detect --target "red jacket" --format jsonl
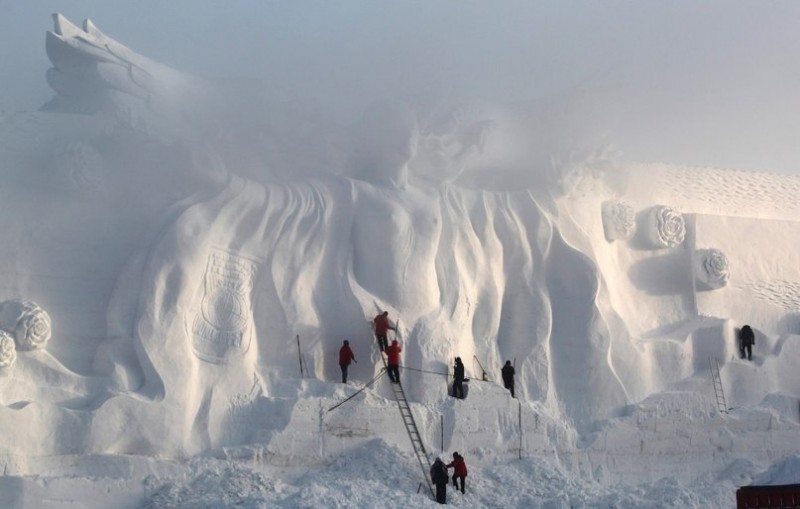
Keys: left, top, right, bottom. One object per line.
{"left": 339, "top": 345, "right": 355, "bottom": 366}
{"left": 447, "top": 456, "right": 468, "bottom": 477}
{"left": 374, "top": 314, "right": 395, "bottom": 335}
{"left": 385, "top": 341, "right": 401, "bottom": 365}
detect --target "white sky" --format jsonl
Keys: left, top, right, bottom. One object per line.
{"left": 2, "top": 0, "right": 799, "bottom": 172}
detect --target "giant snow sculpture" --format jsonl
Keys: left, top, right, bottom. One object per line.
{"left": 1, "top": 14, "right": 799, "bottom": 469}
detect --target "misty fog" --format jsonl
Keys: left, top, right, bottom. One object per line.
{"left": 2, "top": 0, "right": 799, "bottom": 173}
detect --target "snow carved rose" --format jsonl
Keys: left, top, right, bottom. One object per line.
{"left": 601, "top": 200, "right": 636, "bottom": 242}
{"left": 0, "top": 300, "right": 52, "bottom": 351}
{"left": 0, "top": 331, "right": 16, "bottom": 368}
{"left": 16, "top": 306, "right": 52, "bottom": 350}
{"left": 694, "top": 249, "right": 730, "bottom": 289}
{"left": 646, "top": 206, "right": 686, "bottom": 248}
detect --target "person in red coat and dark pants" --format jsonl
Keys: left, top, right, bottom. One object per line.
{"left": 338, "top": 340, "right": 356, "bottom": 383}
{"left": 447, "top": 452, "right": 468, "bottom": 494}
{"left": 385, "top": 339, "right": 402, "bottom": 383}
{"left": 373, "top": 311, "right": 396, "bottom": 352}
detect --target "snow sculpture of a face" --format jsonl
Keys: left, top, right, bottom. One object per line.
{"left": 645, "top": 205, "right": 686, "bottom": 248}
{"left": 350, "top": 102, "right": 418, "bottom": 189}
{"left": 693, "top": 249, "right": 730, "bottom": 290}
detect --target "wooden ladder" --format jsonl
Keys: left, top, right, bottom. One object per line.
{"left": 380, "top": 351, "right": 434, "bottom": 499}
{"left": 709, "top": 357, "right": 728, "bottom": 414}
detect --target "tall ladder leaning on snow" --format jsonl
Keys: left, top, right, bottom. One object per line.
{"left": 709, "top": 357, "right": 728, "bottom": 414}
{"left": 379, "top": 350, "right": 435, "bottom": 499}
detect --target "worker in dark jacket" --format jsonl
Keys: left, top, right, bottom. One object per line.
{"left": 430, "top": 457, "right": 449, "bottom": 504}
{"left": 452, "top": 357, "right": 465, "bottom": 399}
{"left": 385, "top": 339, "right": 402, "bottom": 383}
{"left": 501, "top": 360, "right": 516, "bottom": 398}
{"left": 338, "top": 340, "right": 357, "bottom": 383}
{"left": 373, "top": 311, "right": 396, "bottom": 352}
{"left": 739, "top": 325, "right": 755, "bottom": 361}
{"left": 446, "top": 452, "right": 468, "bottom": 494}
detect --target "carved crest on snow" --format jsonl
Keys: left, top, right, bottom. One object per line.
{"left": 189, "top": 250, "right": 258, "bottom": 364}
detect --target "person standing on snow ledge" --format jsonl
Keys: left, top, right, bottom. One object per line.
{"left": 373, "top": 311, "right": 396, "bottom": 352}
{"left": 452, "top": 357, "right": 465, "bottom": 399}
{"left": 385, "top": 339, "right": 402, "bottom": 383}
{"left": 739, "top": 325, "right": 755, "bottom": 361}
{"left": 502, "top": 360, "right": 516, "bottom": 398}
{"left": 338, "top": 340, "right": 356, "bottom": 383}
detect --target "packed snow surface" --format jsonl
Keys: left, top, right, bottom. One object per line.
{"left": 1, "top": 12, "right": 800, "bottom": 509}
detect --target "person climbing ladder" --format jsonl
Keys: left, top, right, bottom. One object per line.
{"left": 373, "top": 311, "right": 396, "bottom": 352}
{"left": 385, "top": 339, "right": 402, "bottom": 383}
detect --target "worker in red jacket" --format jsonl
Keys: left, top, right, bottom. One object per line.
{"left": 446, "top": 452, "right": 468, "bottom": 494}
{"left": 385, "top": 339, "right": 402, "bottom": 383}
{"left": 338, "top": 340, "right": 357, "bottom": 383}
{"left": 373, "top": 311, "right": 396, "bottom": 352}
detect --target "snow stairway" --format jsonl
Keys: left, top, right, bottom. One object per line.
{"left": 380, "top": 352, "right": 434, "bottom": 499}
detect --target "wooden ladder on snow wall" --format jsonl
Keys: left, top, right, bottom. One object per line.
{"left": 709, "top": 357, "right": 728, "bottom": 414}
{"left": 380, "top": 352, "right": 435, "bottom": 499}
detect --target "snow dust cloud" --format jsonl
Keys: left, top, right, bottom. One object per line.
{"left": 2, "top": 1, "right": 800, "bottom": 174}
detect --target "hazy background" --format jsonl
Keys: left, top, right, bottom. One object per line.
{"left": 1, "top": 0, "right": 799, "bottom": 173}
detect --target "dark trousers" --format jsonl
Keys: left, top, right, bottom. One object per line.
{"left": 340, "top": 364, "right": 349, "bottom": 383}
{"left": 744, "top": 344, "right": 752, "bottom": 360}
{"left": 388, "top": 364, "right": 400, "bottom": 383}
{"left": 435, "top": 482, "right": 447, "bottom": 504}
{"left": 376, "top": 333, "right": 388, "bottom": 352}
{"left": 504, "top": 381, "right": 515, "bottom": 398}
{"left": 452, "top": 474, "right": 465, "bottom": 493}
{"left": 453, "top": 379, "right": 464, "bottom": 399}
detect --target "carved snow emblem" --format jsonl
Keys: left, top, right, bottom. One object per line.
{"left": 190, "top": 250, "right": 258, "bottom": 364}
